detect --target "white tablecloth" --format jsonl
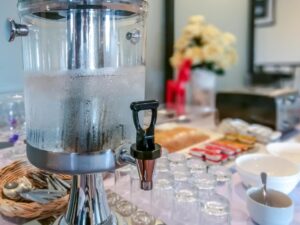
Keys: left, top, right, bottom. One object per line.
{"left": 0, "top": 143, "right": 299, "bottom": 225}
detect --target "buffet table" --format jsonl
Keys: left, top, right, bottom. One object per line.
{"left": 0, "top": 114, "right": 300, "bottom": 225}
{"left": 0, "top": 144, "right": 299, "bottom": 225}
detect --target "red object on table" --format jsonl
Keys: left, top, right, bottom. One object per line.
{"left": 189, "top": 147, "right": 229, "bottom": 164}
{"left": 166, "top": 59, "right": 192, "bottom": 115}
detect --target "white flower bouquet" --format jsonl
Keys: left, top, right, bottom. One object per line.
{"left": 170, "top": 15, "right": 238, "bottom": 75}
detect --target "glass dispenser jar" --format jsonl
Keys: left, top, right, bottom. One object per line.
{"left": 12, "top": 0, "right": 148, "bottom": 174}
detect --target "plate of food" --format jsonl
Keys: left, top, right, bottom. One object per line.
{"left": 155, "top": 123, "right": 221, "bottom": 153}
{"left": 189, "top": 133, "right": 259, "bottom": 165}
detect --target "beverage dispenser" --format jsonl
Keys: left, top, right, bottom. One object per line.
{"left": 7, "top": 0, "right": 161, "bottom": 224}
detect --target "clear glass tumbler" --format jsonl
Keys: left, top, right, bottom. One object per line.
{"left": 171, "top": 162, "right": 189, "bottom": 173}
{"left": 106, "top": 190, "right": 120, "bottom": 209}
{"left": 168, "top": 153, "right": 186, "bottom": 164}
{"left": 131, "top": 210, "right": 156, "bottom": 225}
{"left": 152, "top": 172, "right": 174, "bottom": 219}
{"left": 0, "top": 93, "right": 26, "bottom": 161}
{"left": 114, "top": 165, "right": 132, "bottom": 198}
{"left": 115, "top": 199, "right": 137, "bottom": 218}
{"left": 172, "top": 182, "right": 199, "bottom": 224}
{"left": 190, "top": 172, "right": 217, "bottom": 209}
{"left": 186, "top": 158, "right": 207, "bottom": 174}
{"left": 161, "top": 148, "right": 169, "bottom": 158}
{"left": 200, "top": 193, "right": 231, "bottom": 225}
{"left": 172, "top": 164, "right": 190, "bottom": 187}
{"left": 208, "top": 165, "right": 232, "bottom": 202}
{"left": 154, "top": 157, "right": 170, "bottom": 174}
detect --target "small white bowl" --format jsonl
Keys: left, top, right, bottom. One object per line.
{"left": 267, "top": 143, "right": 300, "bottom": 168}
{"left": 247, "top": 187, "right": 294, "bottom": 225}
{"left": 235, "top": 154, "right": 300, "bottom": 194}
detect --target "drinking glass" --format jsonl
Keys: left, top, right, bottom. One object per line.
{"left": 0, "top": 93, "right": 26, "bottom": 161}
{"left": 208, "top": 165, "right": 232, "bottom": 202}
{"left": 168, "top": 153, "right": 186, "bottom": 164}
{"left": 155, "top": 157, "right": 170, "bottom": 173}
{"left": 102, "top": 171, "right": 115, "bottom": 190}
{"left": 152, "top": 172, "right": 174, "bottom": 219}
{"left": 114, "top": 165, "right": 132, "bottom": 198}
{"left": 115, "top": 199, "right": 137, "bottom": 217}
{"left": 161, "top": 148, "right": 169, "bottom": 158}
{"left": 131, "top": 210, "right": 156, "bottom": 225}
{"left": 106, "top": 190, "right": 120, "bottom": 208}
{"left": 190, "top": 168, "right": 206, "bottom": 177}
{"left": 172, "top": 182, "right": 199, "bottom": 224}
{"left": 172, "top": 165, "right": 190, "bottom": 191}
{"left": 154, "top": 163, "right": 170, "bottom": 175}
{"left": 200, "top": 193, "right": 231, "bottom": 225}
{"left": 170, "top": 162, "right": 188, "bottom": 173}
{"left": 0, "top": 93, "right": 25, "bottom": 146}
{"left": 186, "top": 158, "right": 207, "bottom": 174}
{"left": 190, "top": 173, "right": 216, "bottom": 202}
{"left": 173, "top": 172, "right": 189, "bottom": 183}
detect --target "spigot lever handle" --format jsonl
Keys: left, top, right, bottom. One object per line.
{"left": 130, "top": 100, "right": 161, "bottom": 190}
{"left": 130, "top": 100, "right": 159, "bottom": 152}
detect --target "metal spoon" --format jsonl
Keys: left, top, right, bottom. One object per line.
{"left": 3, "top": 177, "right": 33, "bottom": 200}
{"left": 3, "top": 175, "right": 67, "bottom": 204}
{"left": 261, "top": 172, "right": 268, "bottom": 205}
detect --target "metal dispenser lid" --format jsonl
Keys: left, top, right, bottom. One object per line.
{"left": 17, "top": 0, "right": 148, "bottom": 15}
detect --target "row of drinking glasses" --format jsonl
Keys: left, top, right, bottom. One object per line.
{"left": 154, "top": 153, "right": 232, "bottom": 225}
{"left": 110, "top": 151, "right": 232, "bottom": 225}
{"left": 107, "top": 189, "right": 156, "bottom": 225}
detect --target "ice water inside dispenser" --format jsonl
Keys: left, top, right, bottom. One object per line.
{"left": 24, "top": 66, "right": 145, "bottom": 153}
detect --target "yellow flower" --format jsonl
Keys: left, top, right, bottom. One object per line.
{"left": 188, "top": 15, "right": 205, "bottom": 25}
{"left": 171, "top": 16, "right": 238, "bottom": 71}
{"left": 175, "top": 37, "right": 189, "bottom": 51}
{"left": 202, "top": 43, "right": 224, "bottom": 62}
{"left": 184, "top": 47, "right": 205, "bottom": 65}
{"left": 216, "top": 48, "right": 238, "bottom": 70}
{"left": 202, "top": 25, "right": 220, "bottom": 42}
{"left": 183, "top": 24, "right": 202, "bottom": 39}
{"left": 222, "top": 32, "right": 236, "bottom": 46}
{"left": 170, "top": 52, "right": 184, "bottom": 68}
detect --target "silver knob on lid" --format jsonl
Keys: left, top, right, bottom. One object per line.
{"left": 126, "top": 29, "right": 141, "bottom": 44}
{"left": 6, "top": 18, "right": 29, "bottom": 42}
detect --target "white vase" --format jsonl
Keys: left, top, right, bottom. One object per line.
{"left": 189, "top": 69, "right": 216, "bottom": 113}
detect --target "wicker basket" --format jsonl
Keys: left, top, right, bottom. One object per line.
{"left": 0, "top": 160, "right": 71, "bottom": 219}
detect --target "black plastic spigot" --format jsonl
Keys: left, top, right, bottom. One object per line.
{"left": 130, "top": 100, "right": 161, "bottom": 190}
{"left": 130, "top": 100, "right": 161, "bottom": 160}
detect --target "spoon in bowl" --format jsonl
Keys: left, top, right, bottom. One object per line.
{"left": 260, "top": 172, "right": 268, "bottom": 205}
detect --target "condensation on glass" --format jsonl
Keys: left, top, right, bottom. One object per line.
{"left": 19, "top": 0, "right": 147, "bottom": 154}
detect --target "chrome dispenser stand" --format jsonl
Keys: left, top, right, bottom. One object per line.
{"left": 54, "top": 174, "right": 114, "bottom": 225}
{"left": 26, "top": 145, "right": 119, "bottom": 225}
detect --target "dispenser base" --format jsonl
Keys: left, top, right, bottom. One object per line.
{"left": 53, "top": 212, "right": 126, "bottom": 225}
{"left": 26, "top": 144, "right": 116, "bottom": 174}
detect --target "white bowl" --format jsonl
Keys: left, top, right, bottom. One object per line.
{"left": 267, "top": 143, "right": 300, "bottom": 168}
{"left": 247, "top": 187, "right": 294, "bottom": 225}
{"left": 235, "top": 154, "right": 300, "bottom": 194}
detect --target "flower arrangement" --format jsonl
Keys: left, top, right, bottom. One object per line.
{"left": 170, "top": 15, "right": 238, "bottom": 75}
